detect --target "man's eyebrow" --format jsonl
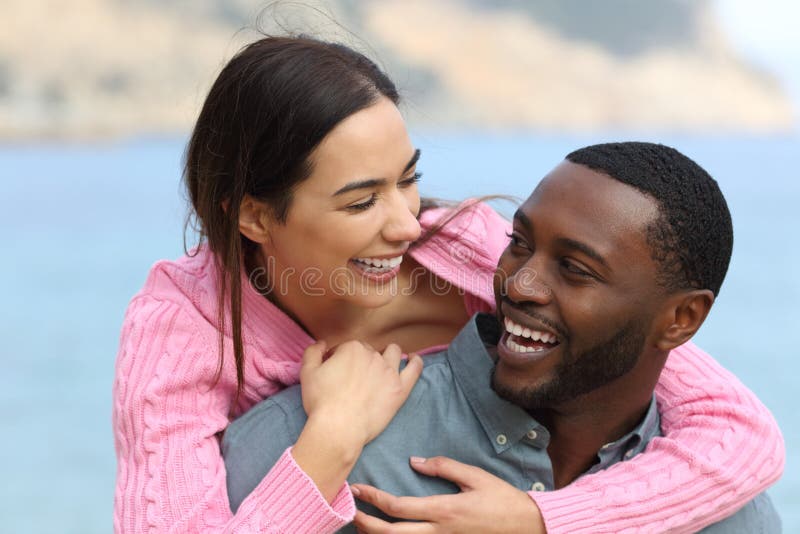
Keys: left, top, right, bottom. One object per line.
{"left": 556, "top": 237, "right": 609, "bottom": 268}
{"left": 332, "top": 149, "right": 421, "bottom": 197}
{"left": 513, "top": 209, "right": 532, "bottom": 230}
{"left": 514, "top": 209, "right": 609, "bottom": 268}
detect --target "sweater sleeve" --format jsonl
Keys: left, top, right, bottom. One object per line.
{"left": 112, "top": 296, "right": 355, "bottom": 533}
{"left": 416, "top": 200, "right": 512, "bottom": 316}
{"left": 530, "top": 341, "right": 785, "bottom": 534}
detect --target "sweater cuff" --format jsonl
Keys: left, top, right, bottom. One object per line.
{"left": 530, "top": 490, "right": 612, "bottom": 534}
{"left": 239, "top": 447, "right": 356, "bottom": 533}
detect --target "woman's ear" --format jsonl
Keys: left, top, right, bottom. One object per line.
{"left": 654, "top": 289, "right": 715, "bottom": 351}
{"left": 238, "top": 195, "right": 272, "bottom": 244}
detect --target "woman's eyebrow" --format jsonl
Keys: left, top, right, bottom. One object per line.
{"left": 332, "top": 149, "right": 421, "bottom": 197}
{"left": 333, "top": 178, "right": 386, "bottom": 196}
{"left": 403, "top": 148, "right": 421, "bottom": 173}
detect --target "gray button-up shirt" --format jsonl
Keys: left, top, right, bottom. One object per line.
{"left": 223, "top": 314, "right": 779, "bottom": 533}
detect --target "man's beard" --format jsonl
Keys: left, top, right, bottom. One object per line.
{"left": 491, "top": 318, "right": 647, "bottom": 412}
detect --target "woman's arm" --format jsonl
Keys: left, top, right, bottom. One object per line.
{"left": 113, "top": 297, "right": 420, "bottom": 533}
{"left": 350, "top": 342, "right": 783, "bottom": 534}
{"left": 442, "top": 202, "right": 784, "bottom": 531}
{"left": 530, "top": 340, "right": 784, "bottom": 533}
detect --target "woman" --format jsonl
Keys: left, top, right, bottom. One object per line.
{"left": 113, "top": 36, "right": 783, "bottom": 533}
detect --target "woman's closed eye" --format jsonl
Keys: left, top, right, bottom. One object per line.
{"left": 346, "top": 173, "right": 420, "bottom": 212}
{"left": 399, "top": 172, "right": 422, "bottom": 188}
{"left": 347, "top": 194, "right": 378, "bottom": 212}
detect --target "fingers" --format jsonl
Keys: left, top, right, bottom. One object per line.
{"left": 353, "top": 510, "right": 437, "bottom": 534}
{"left": 351, "top": 484, "right": 448, "bottom": 522}
{"left": 382, "top": 343, "right": 403, "bottom": 369}
{"left": 300, "top": 340, "right": 327, "bottom": 373}
{"left": 399, "top": 353, "right": 423, "bottom": 394}
{"left": 407, "top": 456, "right": 488, "bottom": 491}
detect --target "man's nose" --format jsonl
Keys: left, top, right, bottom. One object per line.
{"left": 504, "top": 262, "right": 553, "bottom": 306}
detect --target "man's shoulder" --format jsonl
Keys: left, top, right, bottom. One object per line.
{"left": 698, "top": 492, "right": 781, "bottom": 533}
{"left": 222, "top": 385, "right": 307, "bottom": 512}
{"left": 223, "top": 385, "right": 305, "bottom": 453}
{"left": 225, "top": 353, "right": 455, "bottom": 446}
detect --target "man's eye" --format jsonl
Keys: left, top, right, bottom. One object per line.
{"left": 561, "top": 259, "right": 592, "bottom": 278}
{"left": 505, "top": 231, "right": 528, "bottom": 249}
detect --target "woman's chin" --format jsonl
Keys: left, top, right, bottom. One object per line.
{"left": 346, "top": 287, "right": 400, "bottom": 309}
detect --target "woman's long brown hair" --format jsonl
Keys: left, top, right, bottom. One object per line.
{"left": 183, "top": 36, "right": 400, "bottom": 406}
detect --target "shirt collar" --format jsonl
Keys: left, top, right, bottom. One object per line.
{"left": 446, "top": 313, "right": 549, "bottom": 454}
{"left": 446, "top": 313, "right": 662, "bottom": 461}
{"left": 591, "top": 395, "right": 661, "bottom": 472}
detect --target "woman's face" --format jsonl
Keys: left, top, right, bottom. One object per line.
{"left": 255, "top": 97, "right": 422, "bottom": 309}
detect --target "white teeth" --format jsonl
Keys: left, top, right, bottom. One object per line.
{"left": 522, "top": 327, "right": 531, "bottom": 338}
{"left": 503, "top": 317, "right": 558, "bottom": 344}
{"left": 506, "top": 338, "right": 546, "bottom": 353}
{"left": 354, "top": 255, "right": 403, "bottom": 269}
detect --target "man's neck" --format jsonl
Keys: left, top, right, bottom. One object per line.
{"left": 535, "top": 346, "right": 669, "bottom": 488}
{"left": 538, "top": 393, "right": 652, "bottom": 488}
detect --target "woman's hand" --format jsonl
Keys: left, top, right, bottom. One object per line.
{"left": 291, "top": 340, "right": 423, "bottom": 503}
{"left": 302, "top": 340, "right": 423, "bottom": 446}
{"left": 352, "top": 456, "right": 546, "bottom": 533}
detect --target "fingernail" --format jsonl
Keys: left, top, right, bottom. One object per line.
{"left": 410, "top": 456, "right": 427, "bottom": 464}
{"left": 351, "top": 485, "right": 361, "bottom": 496}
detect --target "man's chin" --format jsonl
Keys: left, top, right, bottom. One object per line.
{"left": 490, "top": 365, "right": 554, "bottom": 412}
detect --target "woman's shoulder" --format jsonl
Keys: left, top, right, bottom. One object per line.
{"left": 129, "top": 245, "right": 217, "bottom": 312}
{"left": 115, "top": 247, "right": 232, "bottom": 394}
{"left": 416, "top": 199, "right": 511, "bottom": 270}
{"left": 419, "top": 199, "right": 509, "bottom": 236}
{"left": 118, "top": 245, "right": 222, "bottom": 353}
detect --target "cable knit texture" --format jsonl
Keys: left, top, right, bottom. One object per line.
{"left": 113, "top": 201, "right": 784, "bottom": 533}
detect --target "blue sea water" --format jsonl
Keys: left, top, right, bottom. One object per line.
{"left": 1, "top": 132, "right": 797, "bottom": 533}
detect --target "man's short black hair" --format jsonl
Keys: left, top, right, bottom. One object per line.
{"left": 566, "top": 142, "right": 733, "bottom": 297}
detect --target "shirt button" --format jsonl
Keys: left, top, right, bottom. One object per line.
{"left": 496, "top": 434, "right": 508, "bottom": 445}
{"left": 526, "top": 429, "right": 538, "bottom": 440}
{"left": 531, "top": 482, "right": 546, "bottom": 492}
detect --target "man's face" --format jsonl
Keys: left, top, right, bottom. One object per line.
{"left": 491, "top": 161, "right": 666, "bottom": 411}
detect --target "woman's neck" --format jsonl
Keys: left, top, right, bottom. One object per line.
{"left": 259, "top": 258, "right": 470, "bottom": 352}
{"left": 261, "top": 263, "right": 412, "bottom": 348}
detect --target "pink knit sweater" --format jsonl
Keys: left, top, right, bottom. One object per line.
{"left": 113, "top": 203, "right": 784, "bottom": 533}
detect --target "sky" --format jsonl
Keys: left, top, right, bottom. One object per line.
{"left": 716, "top": 0, "right": 800, "bottom": 118}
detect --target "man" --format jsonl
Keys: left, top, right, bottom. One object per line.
{"left": 222, "top": 142, "right": 780, "bottom": 532}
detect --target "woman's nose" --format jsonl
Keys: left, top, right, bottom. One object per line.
{"left": 383, "top": 193, "right": 422, "bottom": 243}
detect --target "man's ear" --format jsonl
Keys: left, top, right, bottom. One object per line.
{"left": 654, "top": 289, "right": 715, "bottom": 351}
{"left": 238, "top": 195, "right": 272, "bottom": 244}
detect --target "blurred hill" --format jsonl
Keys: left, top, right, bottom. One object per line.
{"left": 0, "top": 0, "right": 794, "bottom": 139}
